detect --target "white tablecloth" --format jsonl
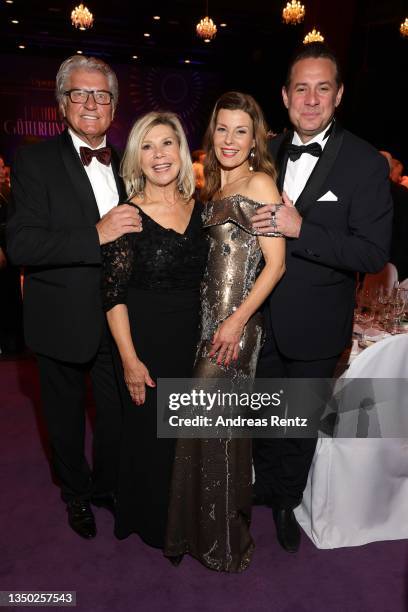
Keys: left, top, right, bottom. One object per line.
{"left": 295, "top": 334, "right": 408, "bottom": 548}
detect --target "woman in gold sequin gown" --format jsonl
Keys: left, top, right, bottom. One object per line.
{"left": 165, "top": 92, "right": 285, "bottom": 571}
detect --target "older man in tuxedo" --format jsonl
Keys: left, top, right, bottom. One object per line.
{"left": 252, "top": 43, "right": 393, "bottom": 552}
{"left": 7, "top": 55, "right": 141, "bottom": 538}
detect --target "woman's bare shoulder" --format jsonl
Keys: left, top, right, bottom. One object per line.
{"left": 243, "top": 172, "right": 280, "bottom": 203}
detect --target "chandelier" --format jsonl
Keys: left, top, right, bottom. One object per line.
{"left": 71, "top": 4, "right": 94, "bottom": 30}
{"left": 282, "top": 1, "right": 305, "bottom": 25}
{"left": 400, "top": 18, "right": 408, "bottom": 38}
{"left": 196, "top": 2, "right": 217, "bottom": 42}
{"left": 303, "top": 28, "right": 324, "bottom": 44}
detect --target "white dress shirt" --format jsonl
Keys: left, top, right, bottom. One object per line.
{"left": 69, "top": 129, "right": 119, "bottom": 217}
{"left": 283, "top": 123, "right": 332, "bottom": 205}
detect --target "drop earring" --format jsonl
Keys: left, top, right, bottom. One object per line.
{"left": 249, "top": 148, "right": 255, "bottom": 172}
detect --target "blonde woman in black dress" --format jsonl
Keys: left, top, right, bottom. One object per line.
{"left": 102, "top": 112, "right": 207, "bottom": 549}
{"left": 166, "top": 92, "right": 285, "bottom": 571}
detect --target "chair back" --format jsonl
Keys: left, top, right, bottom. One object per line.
{"left": 336, "top": 334, "right": 408, "bottom": 437}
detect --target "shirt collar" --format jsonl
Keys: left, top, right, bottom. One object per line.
{"left": 68, "top": 129, "right": 107, "bottom": 154}
{"left": 292, "top": 120, "right": 334, "bottom": 149}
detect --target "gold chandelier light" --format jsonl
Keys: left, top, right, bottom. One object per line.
{"left": 282, "top": 1, "right": 305, "bottom": 25}
{"left": 71, "top": 4, "right": 94, "bottom": 30}
{"left": 303, "top": 28, "right": 324, "bottom": 44}
{"left": 196, "top": 1, "right": 217, "bottom": 42}
{"left": 400, "top": 18, "right": 408, "bottom": 38}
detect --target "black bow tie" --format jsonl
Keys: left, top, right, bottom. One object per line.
{"left": 286, "top": 142, "right": 322, "bottom": 162}
{"left": 80, "top": 146, "right": 111, "bottom": 166}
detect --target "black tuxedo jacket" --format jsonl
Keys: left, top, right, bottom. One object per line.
{"left": 7, "top": 129, "right": 127, "bottom": 363}
{"left": 389, "top": 181, "right": 408, "bottom": 282}
{"left": 266, "top": 122, "right": 393, "bottom": 360}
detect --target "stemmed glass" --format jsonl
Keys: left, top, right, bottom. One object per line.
{"left": 388, "top": 287, "right": 407, "bottom": 334}
{"left": 355, "top": 286, "right": 372, "bottom": 324}
{"left": 375, "top": 285, "right": 392, "bottom": 328}
{"left": 359, "top": 300, "right": 376, "bottom": 347}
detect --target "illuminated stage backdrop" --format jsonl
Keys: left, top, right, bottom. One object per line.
{"left": 0, "top": 54, "right": 223, "bottom": 163}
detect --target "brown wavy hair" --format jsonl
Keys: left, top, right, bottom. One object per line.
{"left": 201, "top": 91, "right": 276, "bottom": 201}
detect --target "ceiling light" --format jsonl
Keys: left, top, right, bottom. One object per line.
{"left": 71, "top": 4, "right": 94, "bottom": 30}
{"left": 153, "top": 15, "right": 160, "bottom": 20}
{"left": 282, "top": 1, "right": 305, "bottom": 25}
{"left": 11, "top": 19, "right": 19, "bottom": 24}
{"left": 303, "top": 28, "right": 324, "bottom": 44}
{"left": 196, "top": 1, "right": 217, "bottom": 42}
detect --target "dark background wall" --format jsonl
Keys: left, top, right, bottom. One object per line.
{"left": 0, "top": 0, "right": 407, "bottom": 165}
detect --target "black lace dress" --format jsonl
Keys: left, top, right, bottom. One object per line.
{"left": 101, "top": 202, "right": 207, "bottom": 548}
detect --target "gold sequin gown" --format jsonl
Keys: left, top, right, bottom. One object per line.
{"left": 165, "top": 194, "right": 281, "bottom": 571}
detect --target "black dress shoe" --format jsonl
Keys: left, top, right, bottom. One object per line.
{"left": 272, "top": 508, "right": 300, "bottom": 553}
{"left": 67, "top": 500, "right": 96, "bottom": 539}
{"left": 91, "top": 494, "right": 117, "bottom": 517}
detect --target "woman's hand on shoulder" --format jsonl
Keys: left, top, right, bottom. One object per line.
{"left": 122, "top": 357, "right": 155, "bottom": 405}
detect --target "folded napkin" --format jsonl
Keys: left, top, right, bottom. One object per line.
{"left": 362, "top": 327, "right": 391, "bottom": 342}
{"left": 353, "top": 323, "right": 390, "bottom": 341}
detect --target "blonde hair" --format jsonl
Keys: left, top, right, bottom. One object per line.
{"left": 121, "top": 112, "right": 195, "bottom": 200}
{"left": 201, "top": 91, "right": 276, "bottom": 202}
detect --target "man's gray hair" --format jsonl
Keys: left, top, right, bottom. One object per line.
{"left": 55, "top": 55, "right": 119, "bottom": 108}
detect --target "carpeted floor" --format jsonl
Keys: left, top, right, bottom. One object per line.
{"left": 1, "top": 357, "right": 407, "bottom": 612}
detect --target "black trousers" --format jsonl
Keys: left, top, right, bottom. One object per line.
{"left": 36, "top": 328, "right": 122, "bottom": 503}
{"left": 0, "top": 265, "right": 24, "bottom": 353}
{"left": 254, "top": 328, "right": 339, "bottom": 510}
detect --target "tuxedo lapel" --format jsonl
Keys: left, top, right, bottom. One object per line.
{"left": 272, "top": 131, "right": 292, "bottom": 193}
{"left": 110, "top": 146, "right": 127, "bottom": 202}
{"left": 59, "top": 130, "right": 100, "bottom": 224}
{"left": 295, "top": 122, "right": 344, "bottom": 217}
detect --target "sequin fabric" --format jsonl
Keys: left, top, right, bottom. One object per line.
{"left": 196, "top": 194, "right": 280, "bottom": 381}
{"left": 101, "top": 202, "right": 208, "bottom": 310}
{"left": 165, "top": 194, "right": 282, "bottom": 572}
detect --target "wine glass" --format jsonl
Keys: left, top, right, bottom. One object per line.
{"left": 375, "top": 285, "right": 392, "bottom": 328}
{"left": 355, "top": 286, "right": 372, "bottom": 324}
{"left": 388, "top": 287, "right": 407, "bottom": 334}
{"left": 359, "top": 302, "right": 376, "bottom": 347}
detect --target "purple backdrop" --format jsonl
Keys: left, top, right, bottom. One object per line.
{"left": 0, "top": 54, "right": 222, "bottom": 164}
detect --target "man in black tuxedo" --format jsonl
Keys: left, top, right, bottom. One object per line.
{"left": 252, "top": 44, "right": 393, "bottom": 552}
{"left": 379, "top": 151, "right": 408, "bottom": 281}
{"left": 7, "top": 55, "right": 141, "bottom": 538}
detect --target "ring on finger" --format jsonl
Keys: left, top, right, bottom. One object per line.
{"left": 270, "top": 210, "right": 277, "bottom": 228}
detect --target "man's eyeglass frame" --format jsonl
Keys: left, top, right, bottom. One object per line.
{"left": 64, "top": 89, "right": 113, "bottom": 105}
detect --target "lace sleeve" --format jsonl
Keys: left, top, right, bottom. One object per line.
{"left": 101, "top": 235, "right": 134, "bottom": 312}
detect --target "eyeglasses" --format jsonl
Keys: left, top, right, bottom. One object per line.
{"left": 64, "top": 89, "right": 113, "bottom": 105}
